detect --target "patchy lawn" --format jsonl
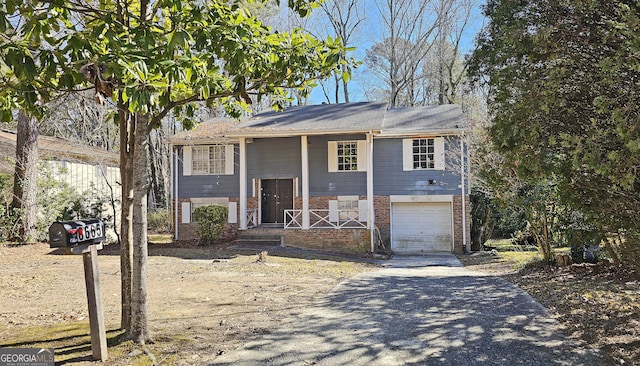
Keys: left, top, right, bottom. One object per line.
{"left": 0, "top": 242, "right": 376, "bottom": 365}
{"left": 458, "top": 250, "right": 640, "bottom": 366}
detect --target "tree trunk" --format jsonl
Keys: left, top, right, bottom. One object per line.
{"left": 342, "top": 66, "right": 350, "bottom": 103}
{"left": 119, "top": 103, "right": 134, "bottom": 331}
{"left": 148, "top": 132, "right": 165, "bottom": 209}
{"left": 11, "top": 110, "right": 38, "bottom": 243}
{"left": 127, "top": 112, "right": 152, "bottom": 343}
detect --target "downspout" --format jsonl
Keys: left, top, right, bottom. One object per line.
{"left": 367, "top": 131, "right": 375, "bottom": 253}
{"left": 301, "top": 136, "right": 310, "bottom": 229}
{"left": 460, "top": 135, "right": 468, "bottom": 253}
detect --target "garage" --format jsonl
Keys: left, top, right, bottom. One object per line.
{"left": 391, "top": 202, "right": 453, "bottom": 253}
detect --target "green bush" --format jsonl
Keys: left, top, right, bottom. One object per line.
{"left": 193, "top": 204, "right": 228, "bottom": 244}
{"left": 148, "top": 209, "right": 172, "bottom": 233}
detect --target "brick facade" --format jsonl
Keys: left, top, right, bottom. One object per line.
{"left": 282, "top": 228, "right": 371, "bottom": 254}
{"left": 175, "top": 194, "right": 470, "bottom": 254}
{"left": 176, "top": 197, "right": 239, "bottom": 242}
{"left": 452, "top": 195, "right": 471, "bottom": 254}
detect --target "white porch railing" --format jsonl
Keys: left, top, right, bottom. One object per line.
{"left": 246, "top": 208, "right": 258, "bottom": 228}
{"left": 284, "top": 209, "right": 367, "bottom": 229}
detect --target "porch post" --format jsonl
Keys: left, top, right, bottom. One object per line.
{"left": 239, "top": 137, "right": 247, "bottom": 230}
{"left": 367, "top": 132, "right": 375, "bottom": 252}
{"left": 301, "top": 135, "right": 310, "bottom": 229}
{"left": 460, "top": 134, "right": 468, "bottom": 253}
{"left": 173, "top": 146, "right": 179, "bottom": 239}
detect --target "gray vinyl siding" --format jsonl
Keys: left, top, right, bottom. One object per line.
{"left": 245, "top": 135, "right": 368, "bottom": 197}
{"left": 175, "top": 135, "right": 467, "bottom": 199}
{"left": 176, "top": 146, "right": 239, "bottom": 198}
{"left": 246, "top": 137, "right": 302, "bottom": 194}
{"left": 308, "top": 134, "right": 367, "bottom": 196}
{"left": 373, "top": 138, "right": 464, "bottom": 196}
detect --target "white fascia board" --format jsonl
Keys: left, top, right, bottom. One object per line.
{"left": 378, "top": 129, "right": 467, "bottom": 138}
{"left": 224, "top": 129, "right": 381, "bottom": 139}
{"left": 168, "top": 138, "right": 239, "bottom": 145}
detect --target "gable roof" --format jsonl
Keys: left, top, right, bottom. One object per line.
{"left": 225, "top": 101, "right": 389, "bottom": 138}
{"left": 0, "top": 130, "right": 119, "bottom": 174}
{"left": 168, "top": 102, "right": 468, "bottom": 143}
{"left": 381, "top": 104, "right": 468, "bottom": 136}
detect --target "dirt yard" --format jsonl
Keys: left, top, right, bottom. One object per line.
{"left": 3, "top": 243, "right": 639, "bottom": 365}
{"left": 0, "top": 242, "right": 376, "bottom": 365}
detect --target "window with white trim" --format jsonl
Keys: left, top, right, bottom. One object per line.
{"left": 328, "top": 140, "right": 367, "bottom": 172}
{"left": 328, "top": 196, "right": 368, "bottom": 223}
{"left": 412, "top": 138, "right": 435, "bottom": 169}
{"left": 181, "top": 198, "right": 236, "bottom": 224}
{"left": 337, "top": 141, "right": 358, "bottom": 171}
{"left": 193, "top": 145, "right": 226, "bottom": 174}
{"left": 402, "top": 137, "right": 445, "bottom": 171}
{"left": 183, "top": 144, "right": 234, "bottom": 176}
{"left": 338, "top": 199, "right": 358, "bottom": 222}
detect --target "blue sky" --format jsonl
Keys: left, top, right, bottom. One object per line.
{"left": 306, "top": 0, "right": 486, "bottom": 105}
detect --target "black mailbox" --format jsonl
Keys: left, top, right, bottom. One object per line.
{"left": 49, "top": 219, "right": 106, "bottom": 248}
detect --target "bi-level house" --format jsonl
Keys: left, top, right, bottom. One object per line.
{"left": 169, "top": 102, "right": 470, "bottom": 254}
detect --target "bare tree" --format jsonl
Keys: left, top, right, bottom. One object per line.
{"left": 316, "top": 0, "right": 365, "bottom": 103}
{"left": 432, "top": 0, "right": 478, "bottom": 105}
{"left": 364, "top": 0, "right": 479, "bottom": 108}
{"left": 364, "top": 0, "right": 445, "bottom": 107}
{"left": 41, "top": 92, "right": 118, "bottom": 151}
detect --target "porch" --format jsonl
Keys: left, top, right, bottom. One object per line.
{"left": 240, "top": 208, "right": 371, "bottom": 254}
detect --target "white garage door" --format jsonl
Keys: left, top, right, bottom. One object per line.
{"left": 391, "top": 202, "right": 453, "bottom": 253}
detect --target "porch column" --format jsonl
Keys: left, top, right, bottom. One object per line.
{"left": 367, "top": 132, "right": 375, "bottom": 252}
{"left": 239, "top": 137, "right": 248, "bottom": 230}
{"left": 460, "top": 135, "right": 468, "bottom": 253}
{"left": 301, "top": 135, "right": 310, "bottom": 229}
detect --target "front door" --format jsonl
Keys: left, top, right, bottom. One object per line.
{"left": 261, "top": 179, "right": 293, "bottom": 224}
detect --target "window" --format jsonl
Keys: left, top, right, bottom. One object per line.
{"left": 338, "top": 199, "right": 358, "bottom": 222}
{"left": 337, "top": 141, "right": 358, "bottom": 171}
{"left": 412, "top": 138, "right": 435, "bottom": 169}
{"left": 183, "top": 145, "right": 234, "bottom": 176}
{"left": 328, "top": 140, "right": 367, "bottom": 172}
{"left": 181, "top": 198, "right": 235, "bottom": 224}
{"left": 193, "top": 145, "right": 226, "bottom": 174}
{"left": 402, "top": 137, "right": 445, "bottom": 171}
{"left": 328, "top": 196, "right": 368, "bottom": 223}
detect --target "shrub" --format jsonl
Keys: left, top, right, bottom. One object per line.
{"left": 148, "top": 209, "right": 172, "bottom": 233}
{"left": 193, "top": 204, "right": 228, "bottom": 244}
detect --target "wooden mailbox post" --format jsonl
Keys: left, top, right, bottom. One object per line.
{"left": 49, "top": 220, "right": 108, "bottom": 361}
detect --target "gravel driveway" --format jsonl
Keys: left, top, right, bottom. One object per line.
{"left": 210, "top": 254, "right": 603, "bottom": 366}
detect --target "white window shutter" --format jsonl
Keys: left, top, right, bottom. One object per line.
{"left": 328, "top": 200, "right": 339, "bottom": 222}
{"left": 435, "top": 137, "right": 445, "bottom": 170}
{"left": 327, "top": 141, "right": 338, "bottom": 172}
{"left": 358, "top": 200, "right": 368, "bottom": 222}
{"left": 183, "top": 146, "right": 192, "bottom": 176}
{"left": 357, "top": 140, "right": 367, "bottom": 172}
{"left": 181, "top": 202, "right": 191, "bottom": 223}
{"left": 227, "top": 202, "right": 238, "bottom": 224}
{"left": 402, "top": 139, "right": 413, "bottom": 171}
{"left": 224, "top": 144, "right": 235, "bottom": 175}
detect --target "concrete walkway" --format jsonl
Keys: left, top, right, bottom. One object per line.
{"left": 210, "top": 255, "right": 602, "bottom": 366}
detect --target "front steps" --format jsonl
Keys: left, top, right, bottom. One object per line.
{"left": 234, "top": 230, "right": 284, "bottom": 246}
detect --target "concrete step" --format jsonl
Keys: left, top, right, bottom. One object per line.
{"left": 235, "top": 233, "right": 283, "bottom": 246}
